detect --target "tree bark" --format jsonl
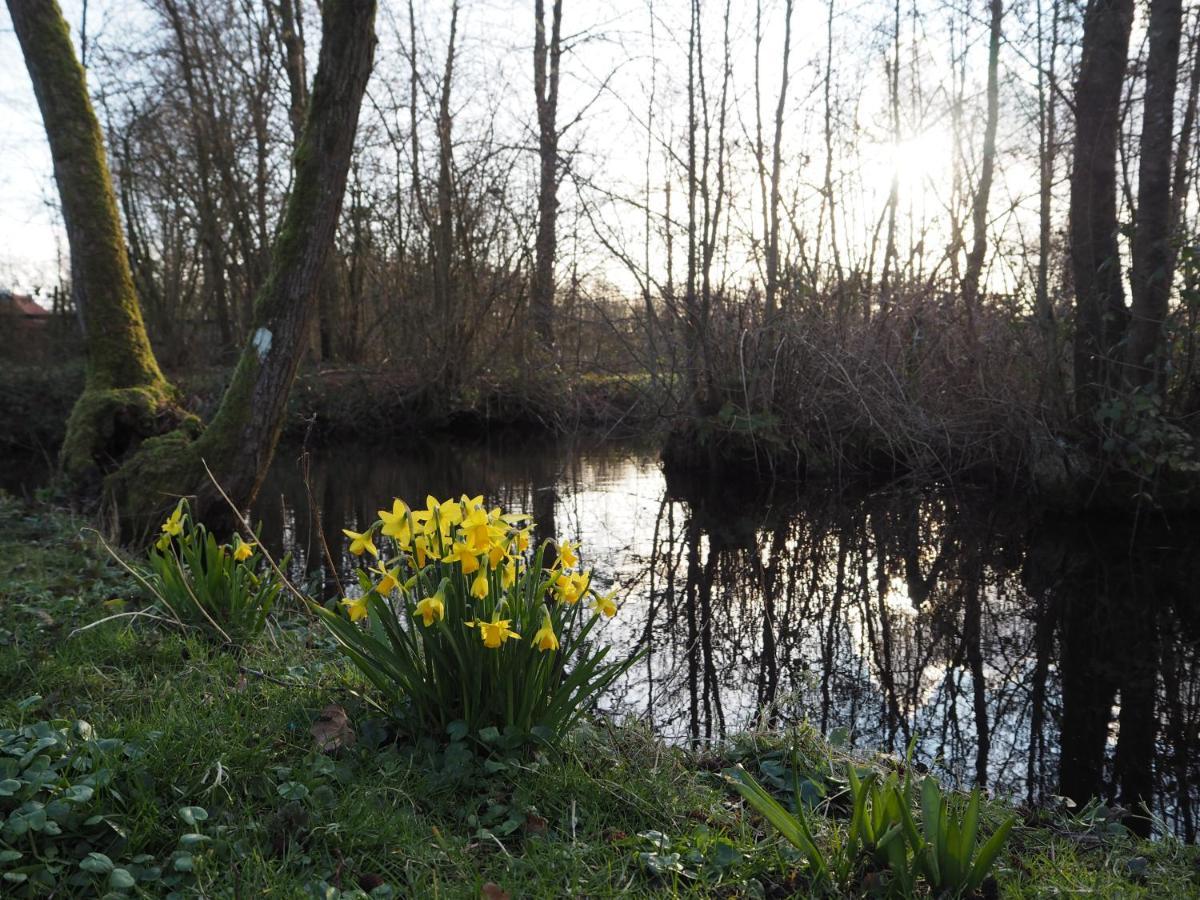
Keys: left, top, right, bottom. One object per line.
{"left": 531, "top": 0, "right": 562, "bottom": 353}
{"left": 764, "top": 0, "right": 792, "bottom": 316}
{"left": 1035, "top": 0, "right": 1063, "bottom": 402}
{"left": 879, "top": 0, "right": 901, "bottom": 311}
{"left": 434, "top": 2, "right": 460, "bottom": 377}
{"left": 961, "top": 0, "right": 1002, "bottom": 336}
{"left": 1069, "top": 0, "right": 1133, "bottom": 414}
{"left": 8, "top": 0, "right": 178, "bottom": 483}
{"left": 1127, "top": 0, "right": 1184, "bottom": 390}
{"left": 107, "top": 0, "right": 378, "bottom": 531}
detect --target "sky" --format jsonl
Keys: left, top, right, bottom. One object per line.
{"left": 0, "top": 0, "right": 1025, "bottom": 299}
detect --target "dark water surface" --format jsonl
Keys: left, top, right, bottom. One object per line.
{"left": 252, "top": 437, "right": 1200, "bottom": 838}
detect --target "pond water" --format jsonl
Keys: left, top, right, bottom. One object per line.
{"left": 251, "top": 436, "right": 1200, "bottom": 838}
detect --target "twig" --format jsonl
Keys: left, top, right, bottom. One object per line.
{"left": 200, "top": 458, "right": 314, "bottom": 621}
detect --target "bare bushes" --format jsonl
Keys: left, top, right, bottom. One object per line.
{"left": 669, "top": 287, "right": 1058, "bottom": 486}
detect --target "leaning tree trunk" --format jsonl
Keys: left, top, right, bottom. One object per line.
{"left": 8, "top": 0, "right": 179, "bottom": 485}
{"left": 1069, "top": 0, "right": 1133, "bottom": 415}
{"left": 1127, "top": 0, "right": 1184, "bottom": 390}
{"left": 106, "top": 0, "right": 378, "bottom": 532}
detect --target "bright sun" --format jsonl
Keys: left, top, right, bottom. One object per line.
{"left": 864, "top": 128, "right": 955, "bottom": 205}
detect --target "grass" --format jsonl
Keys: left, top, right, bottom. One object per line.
{"left": 2, "top": 494, "right": 1198, "bottom": 897}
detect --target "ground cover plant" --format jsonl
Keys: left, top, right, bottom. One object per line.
{"left": 1, "top": 493, "right": 1198, "bottom": 897}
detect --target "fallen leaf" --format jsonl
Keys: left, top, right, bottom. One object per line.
{"left": 524, "top": 813, "right": 548, "bottom": 835}
{"left": 311, "top": 704, "right": 356, "bottom": 753}
{"left": 481, "top": 883, "right": 510, "bottom": 900}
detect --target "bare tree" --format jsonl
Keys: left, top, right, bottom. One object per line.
{"left": 1070, "top": 0, "right": 1133, "bottom": 413}
{"left": 764, "top": 0, "right": 793, "bottom": 317}
{"left": 1127, "top": 0, "right": 1184, "bottom": 389}
{"left": 961, "top": 0, "right": 1002, "bottom": 338}
{"left": 532, "top": 0, "right": 563, "bottom": 352}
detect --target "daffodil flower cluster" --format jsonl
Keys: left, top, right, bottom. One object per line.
{"left": 316, "top": 494, "right": 634, "bottom": 740}
{"left": 337, "top": 495, "right": 615, "bottom": 652}
{"left": 145, "top": 500, "right": 280, "bottom": 645}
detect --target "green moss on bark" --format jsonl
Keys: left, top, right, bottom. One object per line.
{"left": 10, "top": 0, "right": 176, "bottom": 486}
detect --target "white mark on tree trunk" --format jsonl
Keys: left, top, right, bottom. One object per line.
{"left": 252, "top": 327, "right": 272, "bottom": 360}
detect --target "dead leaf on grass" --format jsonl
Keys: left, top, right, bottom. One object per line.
{"left": 311, "top": 703, "right": 356, "bottom": 753}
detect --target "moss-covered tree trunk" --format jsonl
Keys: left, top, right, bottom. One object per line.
{"left": 106, "top": 0, "right": 378, "bottom": 532}
{"left": 8, "top": 0, "right": 178, "bottom": 484}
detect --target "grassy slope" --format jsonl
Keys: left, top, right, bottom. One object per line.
{"left": 1, "top": 496, "right": 1197, "bottom": 898}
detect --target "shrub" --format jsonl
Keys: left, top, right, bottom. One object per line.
{"left": 316, "top": 494, "right": 636, "bottom": 743}
{"left": 143, "top": 500, "right": 282, "bottom": 646}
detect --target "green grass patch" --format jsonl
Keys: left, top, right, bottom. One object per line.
{"left": 1, "top": 494, "right": 1197, "bottom": 897}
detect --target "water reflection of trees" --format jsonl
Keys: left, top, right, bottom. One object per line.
{"left": 253, "top": 441, "right": 1200, "bottom": 838}
{"left": 628, "top": 483, "right": 1200, "bottom": 837}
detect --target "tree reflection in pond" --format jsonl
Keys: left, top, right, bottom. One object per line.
{"left": 253, "top": 438, "right": 1200, "bottom": 838}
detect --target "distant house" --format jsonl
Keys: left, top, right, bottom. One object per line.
{"left": 0, "top": 289, "right": 59, "bottom": 363}
{"left": 0, "top": 290, "right": 51, "bottom": 330}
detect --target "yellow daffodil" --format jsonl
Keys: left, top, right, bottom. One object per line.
{"left": 340, "top": 596, "right": 369, "bottom": 622}
{"left": 443, "top": 540, "right": 481, "bottom": 574}
{"left": 343, "top": 527, "right": 379, "bottom": 558}
{"left": 436, "top": 496, "right": 463, "bottom": 529}
{"left": 161, "top": 504, "right": 184, "bottom": 537}
{"left": 467, "top": 614, "right": 520, "bottom": 649}
{"left": 412, "top": 496, "right": 437, "bottom": 536}
{"left": 232, "top": 536, "right": 254, "bottom": 562}
{"left": 554, "top": 570, "right": 590, "bottom": 604}
{"left": 378, "top": 499, "right": 412, "bottom": 545}
{"left": 372, "top": 560, "right": 401, "bottom": 594}
{"left": 532, "top": 609, "right": 559, "bottom": 652}
{"left": 461, "top": 505, "right": 491, "bottom": 548}
{"left": 501, "top": 559, "right": 517, "bottom": 589}
{"left": 556, "top": 539, "right": 579, "bottom": 569}
{"left": 487, "top": 541, "right": 509, "bottom": 570}
{"left": 470, "top": 568, "right": 489, "bottom": 599}
{"left": 413, "top": 534, "right": 430, "bottom": 567}
{"left": 592, "top": 590, "right": 618, "bottom": 618}
{"left": 414, "top": 591, "right": 445, "bottom": 627}
{"left": 515, "top": 527, "right": 532, "bottom": 554}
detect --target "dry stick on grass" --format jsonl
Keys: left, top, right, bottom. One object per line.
{"left": 201, "top": 458, "right": 314, "bottom": 623}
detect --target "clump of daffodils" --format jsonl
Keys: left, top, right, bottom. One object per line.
{"left": 145, "top": 500, "right": 282, "bottom": 646}
{"left": 316, "top": 494, "right": 634, "bottom": 742}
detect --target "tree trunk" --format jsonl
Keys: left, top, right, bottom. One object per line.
{"left": 434, "top": 2, "right": 460, "bottom": 378}
{"left": 107, "top": 0, "right": 378, "bottom": 531}
{"left": 1070, "top": 0, "right": 1133, "bottom": 414}
{"left": 879, "top": 0, "right": 901, "bottom": 312}
{"left": 8, "top": 0, "right": 177, "bottom": 484}
{"left": 273, "top": 0, "right": 337, "bottom": 365}
{"left": 1035, "top": 0, "right": 1063, "bottom": 403}
{"left": 1127, "top": 0, "right": 1184, "bottom": 390}
{"left": 764, "top": 0, "right": 792, "bottom": 317}
{"left": 961, "top": 0, "right": 1002, "bottom": 337}
{"left": 531, "top": 0, "right": 562, "bottom": 353}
